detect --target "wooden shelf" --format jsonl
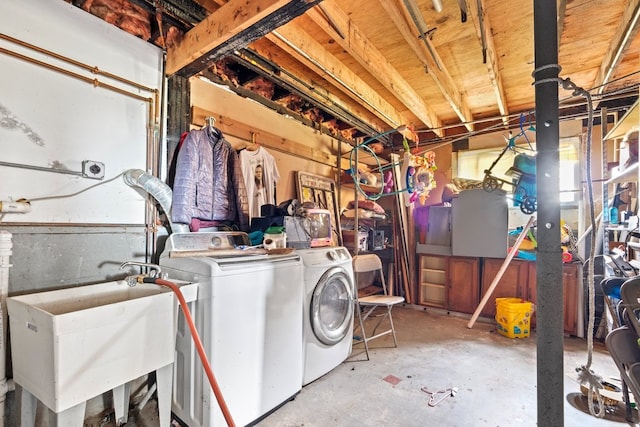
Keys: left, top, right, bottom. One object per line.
{"left": 604, "top": 99, "right": 639, "bottom": 141}
{"left": 340, "top": 174, "right": 383, "bottom": 194}
{"left": 606, "top": 162, "right": 638, "bottom": 184}
{"left": 627, "top": 241, "right": 640, "bottom": 251}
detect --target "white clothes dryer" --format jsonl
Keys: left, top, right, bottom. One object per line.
{"left": 297, "top": 247, "right": 354, "bottom": 386}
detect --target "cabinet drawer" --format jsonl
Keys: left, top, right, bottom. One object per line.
{"left": 420, "top": 283, "right": 446, "bottom": 306}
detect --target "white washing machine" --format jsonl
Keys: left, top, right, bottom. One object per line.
{"left": 159, "top": 232, "right": 303, "bottom": 427}
{"left": 297, "top": 247, "right": 354, "bottom": 386}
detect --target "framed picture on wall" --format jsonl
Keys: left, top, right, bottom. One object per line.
{"left": 296, "top": 171, "right": 342, "bottom": 246}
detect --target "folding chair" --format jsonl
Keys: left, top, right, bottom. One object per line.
{"left": 352, "top": 254, "right": 404, "bottom": 360}
{"left": 600, "top": 277, "right": 626, "bottom": 329}
{"left": 620, "top": 277, "right": 640, "bottom": 337}
{"left": 605, "top": 327, "right": 640, "bottom": 422}
{"left": 604, "top": 277, "right": 640, "bottom": 421}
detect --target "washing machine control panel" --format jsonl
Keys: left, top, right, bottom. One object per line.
{"left": 165, "top": 232, "right": 251, "bottom": 252}
{"left": 326, "top": 247, "right": 351, "bottom": 262}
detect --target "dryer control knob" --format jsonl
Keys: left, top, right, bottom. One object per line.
{"left": 211, "top": 236, "right": 222, "bottom": 248}
{"left": 327, "top": 250, "right": 337, "bottom": 261}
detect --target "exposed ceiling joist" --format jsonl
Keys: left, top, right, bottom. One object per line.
{"left": 265, "top": 25, "right": 416, "bottom": 136}
{"left": 166, "top": 0, "right": 320, "bottom": 76}
{"left": 233, "top": 48, "right": 387, "bottom": 136}
{"left": 190, "top": 0, "right": 394, "bottom": 141}
{"left": 305, "top": 0, "right": 444, "bottom": 137}
{"left": 556, "top": 0, "right": 567, "bottom": 48}
{"left": 380, "top": 0, "right": 474, "bottom": 132}
{"left": 465, "top": 0, "right": 509, "bottom": 128}
{"left": 594, "top": 0, "right": 640, "bottom": 94}
{"left": 193, "top": 0, "right": 222, "bottom": 12}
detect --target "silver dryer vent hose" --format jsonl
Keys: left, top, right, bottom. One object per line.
{"left": 123, "top": 169, "right": 189, "bottom": 233}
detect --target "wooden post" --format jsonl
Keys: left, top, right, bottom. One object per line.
{"left": 467, "top": 215, "right": 536, "bottom": 328}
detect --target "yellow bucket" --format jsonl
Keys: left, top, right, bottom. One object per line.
{"left": 495, "top": 298, "right": 534, "bottom": 338}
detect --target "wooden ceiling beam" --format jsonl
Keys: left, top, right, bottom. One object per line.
{"left": 192, "top": 0, "right": 223, "bottom": 12}
{"left": 593, "top": 0, "right": 640, "bottom": 95}
{"left": 265, "top": 24, "right": 418, "bottom": 136}
{"left": 242, "top": 42, "right": 390, "bottom": 133}
{"left": 380, "top": 0, "right": 474, "bottom": 132}
{"left": 166, "top": 0, "right": 320, "bottom": 77}
{"left": 305, "top": 0, "right": 444, "bottom": 137}
{"left": 194, "top": 0, "right": 389, "bottom": 135}
{"left": 464, "top": 0, "right": 509, "bottom": 128}
{"left": 556, "top": 0, "right": 567, "bottom": 49}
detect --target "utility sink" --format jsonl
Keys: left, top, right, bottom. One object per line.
{"left": 7, "top": 280, "right": 176, "bottom": 414}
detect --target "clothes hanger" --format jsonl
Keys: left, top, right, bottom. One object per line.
{"left": 246, "top": 131, "right": 260, "bottom": 151}
{"left": 204, "top": 116, "right": 219, "bottom": 136}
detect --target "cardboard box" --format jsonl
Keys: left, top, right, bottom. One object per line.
{"left": 342, "top": 230, "right": 368, "bottom": 252}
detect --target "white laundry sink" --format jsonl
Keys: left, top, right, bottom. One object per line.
{"left": 7, "top": 280, "right": 176, "bottom": 413}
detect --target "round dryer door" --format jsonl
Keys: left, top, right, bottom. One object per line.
{"left": 311, "top": 266, "right": 354, "bottom": 345}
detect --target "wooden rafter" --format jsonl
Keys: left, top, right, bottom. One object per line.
{"left": 242, "top": 42, "right": 389, "bottom": 133}
{"left": 192, "top": 0, "right": 397, "bottom": 138}
{"left": 464, "top": 0, "right": 509, "bottom": 128}
{"left": 593, "top": 0, "right": 640, "bottom": 94}
{"left": 380, "top": 0, "right": 474, "bottom": 131}
{"left": 192, "top": 0, "right": 222, "bottom": 11}
{"left": 305, "top": 0, "right": 444, "bottom": 137}
{"left": 166, "top": 0, "right": 320, "bottom": 76}
{"left": 556, "top": 0, "right": 567, "bottom": 49}
{"left": 265, "top": 24, "right": 417, "bottom": 135}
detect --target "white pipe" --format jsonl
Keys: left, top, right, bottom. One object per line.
{"left": 0, "top": 201, "right": 31, "bottom": 214}
{"left": 0, "top": 231, "right": 12, "bottom": 423}
{"left": 137, "top": 382, "right": 157, "bottom": 412}
{"left": 123, "top": 169, "right": 189, "bottom": 233}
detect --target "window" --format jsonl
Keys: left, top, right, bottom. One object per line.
{"left": 454, "top": 137, "right": 580, "bottom": 204}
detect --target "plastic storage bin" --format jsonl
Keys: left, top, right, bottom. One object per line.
{"left": 495, "top": 297, "right": 534, "bottom": 338}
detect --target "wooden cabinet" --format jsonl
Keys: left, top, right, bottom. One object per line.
{"left": 448, "top": 257, "right": 479, "bottom": 314}
{"left": 417, "top": 254, "right": 580, "bottom": 335}
{"left": 418, "top": 255, "right": 479, "bottom": 313}
{"left": 526, "top": 263, "right": 579, "bottom": 335}
{"left": 480, "top": 258, "right": 530, "bottom": 317}
{"left": 418, "top": 255, "right": 447, "bottom": 308}
{"left": 481, "top": 259, "right": 580, "bottom": 335}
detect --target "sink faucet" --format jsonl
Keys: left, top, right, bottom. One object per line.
{"left": 120, "top": 261, "right": 164, "bottom": 286}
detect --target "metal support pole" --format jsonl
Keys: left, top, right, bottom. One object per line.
{"left": 601, "top": 107, "right": 610, "bottom": 256}
{"left": 533, "top": 1, "right": 564, "bottom": 425}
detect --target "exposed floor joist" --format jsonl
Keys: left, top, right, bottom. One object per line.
{"left": 166, "top": 0, "right": 321, "bottom": 76}
{"left": 266, "top": 25, "right": 416, "bottom": 136}
{"left": 72, "top": 0, "right": 640, "bottom": 146}
{"left": 594, "top": 0, "right": 640, "bottom": 94}
{"left": 305, "top": 1, "right": 444, "bottom": 137}
{"left": 556, "top": 0, "right": 567, "bottom": 48}
{"left": 465, "top": 0, "right": 509, "bottom": 128}
{"left": 379, "top": 0, "right": 474, "bottom": 132}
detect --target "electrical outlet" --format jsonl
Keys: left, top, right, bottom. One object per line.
{"left": 82, "top": 160, "right": 105, "bottom": 180}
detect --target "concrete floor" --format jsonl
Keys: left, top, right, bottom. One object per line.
{"left": 22, "top": 305, "right": 635, "bottom": 426}
{"left": 255, "top": 306, "right": 634, "bottom": 427}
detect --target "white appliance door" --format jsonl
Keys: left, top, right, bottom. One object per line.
{"left": 311, "top": 267, "right": 354, "bottom": 345}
